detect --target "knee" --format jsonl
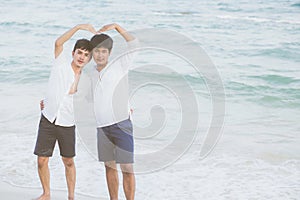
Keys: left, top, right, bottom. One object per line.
{"left": 37, "top": 157, "right": 48, "bottom": 168}
{"left": 105, "top": 161, "right": 117, "bottom": 171}
{"left": 62, "top": 157, "right": 74, "bottom": 168}
{"left": 120, "top": 164, "right": 134, "bottom": 174}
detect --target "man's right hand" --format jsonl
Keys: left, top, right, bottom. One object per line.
{"left": 77, "top": 24, "right": 97, "bottom": 34}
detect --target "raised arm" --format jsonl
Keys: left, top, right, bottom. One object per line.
{"left": 98, "top": 23, "right": 135, "bottom": 42}
{"left": 55, "top": 24, "right": 97, "bottom": 58}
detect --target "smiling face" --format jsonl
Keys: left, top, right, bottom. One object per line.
{"left": 72, "top": 48, "right": 91, "bottom": 68}
{"left": 92, "top": 47, "right": 110, "bottom": 68}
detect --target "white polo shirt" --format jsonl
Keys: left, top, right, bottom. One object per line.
{"left": 89, "top": 39, "right": 139, "bottom": 128}
{"left": 42, "top": 52, "right": 75, "bottom": 127}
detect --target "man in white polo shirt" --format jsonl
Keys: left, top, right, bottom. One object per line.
{"left": 89, "top": 23, "right": 139, "bottom": 200}
{"left": 34, "top": 24, "right": 96, "bottom": 200}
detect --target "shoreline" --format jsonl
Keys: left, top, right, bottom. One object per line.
{"left": 0, "top": 181, "right": 106, "bottom": 200}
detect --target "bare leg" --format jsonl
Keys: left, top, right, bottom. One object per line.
{"left": 62, "top": 157, "right": 76, "bottom": 200}
{"left": 120, "top": 164, "right": 135, "bottom": 200}
{"left": 36, "top": 156, "right": 51, "bottom": 200}
{"left": 105, "top": 161, "right": 119, "bottom": 200}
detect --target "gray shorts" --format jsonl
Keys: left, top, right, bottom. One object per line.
{"left": 97, "top": 119, "right": 134, "bottom": 164}
{"left": 34, "top": 114, "right": 76, "bottom": 157}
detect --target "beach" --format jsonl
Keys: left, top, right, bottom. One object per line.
{"left": 1, "top": 0, "right": 300, "bottom": 199}
{"left": 0, "top": 181, "right": 105, "bottom": 200}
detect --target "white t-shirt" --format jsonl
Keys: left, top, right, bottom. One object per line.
{"left": 89, "top": 38, "right": 139, "bottom": 128}
{"left": 42, "top": 52, "right": 75, "bottom": 127}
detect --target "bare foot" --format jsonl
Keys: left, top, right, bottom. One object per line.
{"left": 33, "top": 194, "right": 50, "bottom": 200}
{"left": 68, "top": 196, "right": 74, "bottom": 200}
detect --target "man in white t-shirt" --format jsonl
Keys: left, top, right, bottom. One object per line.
{"left": 89, "top": 23, "right": 138, "bottom": 200}
{"left": 34, "top": 24, "right": 96, "bottom": 200}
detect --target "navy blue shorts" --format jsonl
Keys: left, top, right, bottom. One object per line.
{"left": 97, "top": 119, "right": 134, "bottom": 163}
{"left": 34, "top": 114, "right": 76, "bottom": 157}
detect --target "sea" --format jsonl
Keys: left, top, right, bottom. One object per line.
{"left": 0, "top": 0, "right": 299, "bottom": 199}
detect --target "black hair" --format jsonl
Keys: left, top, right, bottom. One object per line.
{"left": 90, "top": 34, "right": 113, "bottom": 52}
{"left": 72, "top": 39, "right": 94, "bottom": 52}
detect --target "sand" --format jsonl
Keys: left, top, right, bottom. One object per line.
{"left": 0, "top": 181, "right": 107, "bottom": 200}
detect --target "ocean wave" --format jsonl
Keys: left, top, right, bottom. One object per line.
{"left": 130, "top": 70, "right": 300, "bottom": 108}
{"left": 3, "top": 66, "right": 299, "bottom": 109}
{"left": 0, "top": 57, "right": 50, "bottom": 84}
{"left": 0, "top": 21, "right": 33, "bottom": 27}
{"left": 216, "top": 2, "right": 243, "bottom": 12}
{"left": 247, "top": 74, "right": 300, "bottom": 85}
{"left": 291, "top": 3, "right": 300, "bottom": 7}
{"left": 226, "top": 79, "right": 300, "bottom": 108}
{"left": 236, "top": 47, "right": 300, "bottom": 62}
{"left": 153, "top": 10, "right": 201, "bottom": 17}
{"left": 0, "top": 69, "right": 49, "bottom": 84}
{"left": 0, "top": 21, "right": 68, "bottom": 31}
{"left": 216, "top": 14, "right": 300, "bottom": 25}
